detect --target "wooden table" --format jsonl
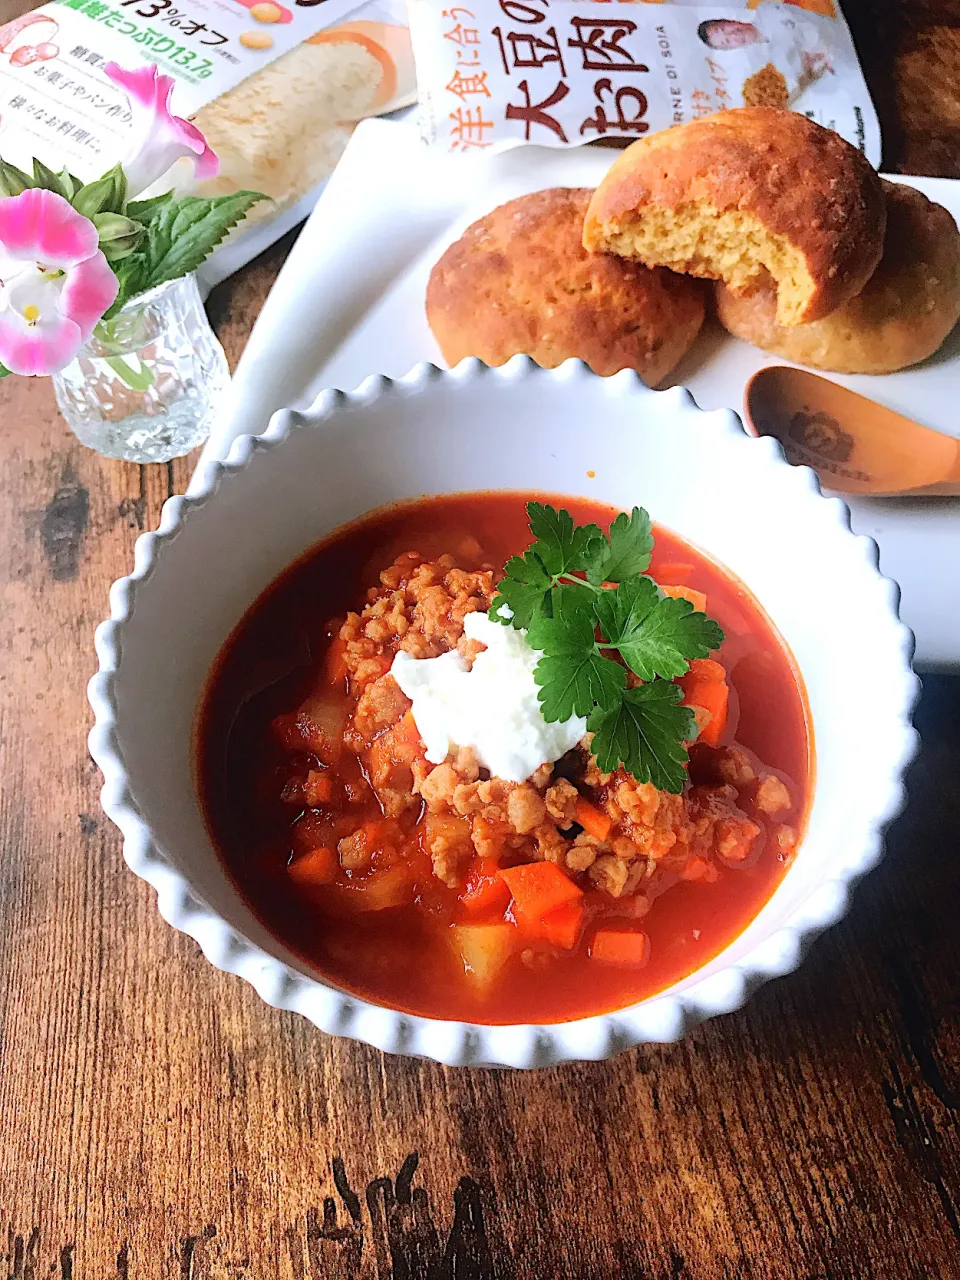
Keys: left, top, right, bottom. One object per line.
{"left": 2, "top": 4, "right": 960, "bottom": 1276}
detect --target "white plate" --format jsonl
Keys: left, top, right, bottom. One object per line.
{"left": 197, "top": 118, "right": 960, "bottom": 670}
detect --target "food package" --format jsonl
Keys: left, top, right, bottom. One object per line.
{"left": 408, "top": 0, "right": 880, "bottom": 163}
{"left": 0, "top": 0, "right": 416, "bottom": 287}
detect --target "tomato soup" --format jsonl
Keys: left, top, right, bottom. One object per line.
{"left": 196, "top": 492, "right": 812, "bottom": 1024}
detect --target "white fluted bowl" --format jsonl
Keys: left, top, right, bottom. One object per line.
{"left": 88, "top": 358, "right": 919, "bottom": 1067}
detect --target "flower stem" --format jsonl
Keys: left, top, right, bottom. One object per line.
{"left": 105, "top": 355, "right": 155, "bottom": 391}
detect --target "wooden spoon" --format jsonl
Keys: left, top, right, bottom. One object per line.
{"left": 743, "top": 366, "right": 960, "bottom": 496}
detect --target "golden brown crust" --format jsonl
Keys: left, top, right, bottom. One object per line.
{"left": 426, "top": 188, "right": 706, "bottom": 386}
{"left": 583, "top": 107, "right": 886, "bottom": 324}
{"left": 715, "top": 181, "right": 960, "bottom": 374}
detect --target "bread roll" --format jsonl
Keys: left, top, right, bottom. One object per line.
{"left": 715, "top": 182, "right": 960, "bottom": 374}
{"left": 426, "top": 188, "right": 706, "bottom": 385}
{"left": 583, "top": 107, "right": 885, "bottom": 327}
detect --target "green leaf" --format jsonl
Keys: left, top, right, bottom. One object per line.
{"left": 142, "top": 191, "right": 267, "bottom": 288}
{"left": 535, "top": 645, "right": 626, "bottom": 724}
{"left": 588, "top": 683, "right": 698, "bottom": 793}
{"left": 526, "top": 502, "right": 605, "bottom": 577}
{"left": 93, "top": 212, "right": 144, "bottom": 262}
{"left": 103, "top": 254, "right": 149, "bottom": 318}
{"left": 0, "top": 159, "right": 32, "bottom": 196}
{"left": 126, "top": 191, "right": 175, "bottom": 223}
{"left": 32, "top": 158, "right": 71, "bottom": 198}
{"left": 527, "top": 587, "right": 625, "bottom": 721}
{"left": 595, "top": 580, "right": 724, "bottom": 681}
{"left": 105, "top": 162, "right": 127, "bottom": 212}
{"left": 0, "top": 361, "right": 11, "bottom": 379}
{"left": 489, "top": 550, "right": 554, "bottom": 630}
{"left": 57, "top": 168, "right": 82, "bottom": 200}
{"left": 585, "top": 506, "right": 653, "bottom": 585}
{"left": 72, "top": 167, "right": 127, "bottom": 219}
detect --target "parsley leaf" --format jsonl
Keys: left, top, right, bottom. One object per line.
{"left": 595, "top": 580, "right": 724, "bottom": 681}
{"left": 527, "top": 502, "right": 605, "bottom": 576}
{"left": 588, "top": 683, "right": 699, "bottom": 793}
{"left": 489, "top": 502, "right": 603, "bottom": 627}
{"left": 585, "top": 506, "right": 653, "bottom": 585}
{"left": 490, "top": 550, "right": 554, "bottom": 628}
{"left": 528, "top": 587, "right": 625, "bottom": 721}
{"left": 496, "top": 501, "right": 727, "bottom": 792}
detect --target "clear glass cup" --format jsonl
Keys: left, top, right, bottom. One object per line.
{"left": 52, "top": 273, "right": 229, "bottom": 464}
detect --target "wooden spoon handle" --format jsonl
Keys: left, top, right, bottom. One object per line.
{"left": 944, "top": 441, "right": 960, "bottom": 483}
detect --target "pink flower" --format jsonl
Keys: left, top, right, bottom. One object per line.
{"left": 105, "top": 62, "right": 219, "bottom": 196}
{"left": 0, "top": 189, "right": 118, "bottom": 377}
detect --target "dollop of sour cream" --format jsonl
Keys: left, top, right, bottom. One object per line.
{"left": 390, "top": 611, "right": 586, "bottom": 784}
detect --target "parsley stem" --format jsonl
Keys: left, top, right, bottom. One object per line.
{"left": 556, "top": 573, "right": 601, "bottom": 593}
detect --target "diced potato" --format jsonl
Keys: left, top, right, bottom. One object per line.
{"left": 349, "top": 866, "right": 414, "bottom": 912}
{"left": 295, "top": 694, "right": 348, "bottom": 763}
{"left": 449, "top": 923, "right": 517, "bottom": 992}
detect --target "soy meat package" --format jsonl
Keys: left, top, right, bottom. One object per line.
{"left": 408, "top": 0, "right": 879, "bottom": 163}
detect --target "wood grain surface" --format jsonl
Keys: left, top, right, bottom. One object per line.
{"left": 1, "top": 5, "right": 960, "bottom": 1277}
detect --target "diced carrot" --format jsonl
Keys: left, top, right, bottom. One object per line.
{"left": 682, "top": 679, "right": 729, "bottom": 748}
{"left": 680, "top": 856, "right": 719, "bottom": 883}
{"left": 661, "top": 585, "right": 708, "bottom": 613}
{"left": 539, "top": 900, "right": 584, "bottom": 949}
{"left": 460, "top": 858, "right": 511, "bottom": 917}
{"left": 304, "top": 769, "right": 335, "bottom": 807}
{"left": 686, "top": 658, "right": 726, "bottom": 684}
{"left": 287, "top": 846, "right": 338, "bottom": 887}
{"left": 590, "top": 929, "right": 650, "bottom": 967}
{"left": 499, "top": 865, "right": 583, "bottom": 936}
{"left": 573, "top": 796, "right": 613, "bottom": 842}
{"left": 680, "top": 659, "right": 730, "bottom": 748}
{"left": 655, "top": 561, "right": 695, "bottom": 582}
{"left": 460, "top": 875, "right": 511, "bottom": 917}
{"left": 500, "top": 861, "right": 583, "bottom": 923}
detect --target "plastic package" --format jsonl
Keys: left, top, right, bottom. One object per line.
{"left": 0, "top": 0, "right": 415, "bottom": 287}
{"left": 408, "top": 0, "right": 879, "bottom": 163}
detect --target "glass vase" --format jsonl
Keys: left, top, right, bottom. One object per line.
{"left": 52, "top": 273, "right": 229, "bottom": 464}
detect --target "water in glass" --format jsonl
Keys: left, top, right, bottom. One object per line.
{"left": 53, "top": 273, "right": 229, "bottom": 464}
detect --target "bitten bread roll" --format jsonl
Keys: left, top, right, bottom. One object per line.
{"left": 583, "top": 108, "right": 886, "bottom": 327}
{"left": 715, "top": 182, "right": 960, "bottom": 374}
{"left": 426, "top": 188, "right": 706, "bottom": 385}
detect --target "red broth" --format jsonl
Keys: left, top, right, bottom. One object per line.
{"left": 196, "top": 492, "right": 812, "bottom": 1024}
